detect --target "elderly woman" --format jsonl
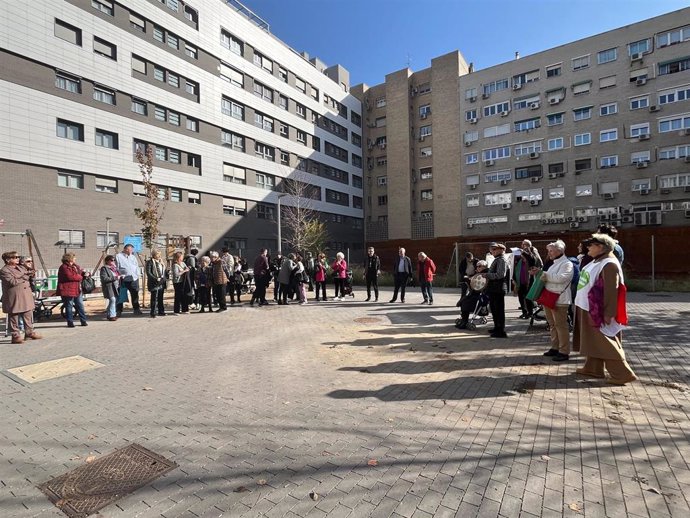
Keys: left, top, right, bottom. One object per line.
{"left": 56, "top": 252, "right": 88, "bottom": 327}
{"left": 145, "top": 249, "right": 167, "bottom": 318}
{"left": 331, "top": 252, "right": 347, "bottom": 301}
{"left": 278, "top": 253, "right": 297, "bottom": 305}
{"left": 573, "top": 233, "right": 636, "bottom": 385}
{"left": 1, "top": 251, "right": 42, "bottom": 343}
{"left": 195, "top": 256, "right": 213, "bottom": 313}
{"left": 515, "top": 239, "right": 543, "bottom": 318}
{"left": 210, "top": 251, "right": 229, "bottom": 311}
{"left": 100, "top": 254, "right": 120, "bottom": 321}
{"left": 533, "top": 240, "right": 574, "bottom": 362}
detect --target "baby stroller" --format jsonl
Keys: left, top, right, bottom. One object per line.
{"left": 341, "top": 269, "right": 355, "bottom": 297}
{"left": 455, "top": 275, "right": 490, "bottom": 330}
{"left": 238, "top": 268, "right": 255, "bottom": 294}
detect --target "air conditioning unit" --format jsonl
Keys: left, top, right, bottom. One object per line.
{"left": 467, "top": 223, "right": 474, "bottom": 229}
{"left": 530, "top": 200, "right": 540, "bottom": 206}
{"left": 622, "top": 216, "right": 634, "bottom": 223}
{"left": 557, "top": 218, "right": 566, "bottom": 224}
{"left": 485, "top": 159, "right": 495, "bottom": 166}
{"left": 637, "top": 134, "right": 650, "bottom": 141}
{"left": 634, "top": 212, "right": 646, "bottom": 226}
{"left": 541, "top": 219, "right": 550, "bottom": 225}
{"left": 419, "top": 136, "right": 425, "bottom": 142}
{"left": 636, "top": 161, "right": 649, "bottom": 169}
{"left": 500, "top": 180, "right": 508, "bottom": 186}
{"left": 469, "top": 118, "right": 478, "bottom": 124}
{"left": 548, "top": 98, "right": 560, "bottom": 105}
{"left": 529, "top": 152, "right": 540, "bottom": 159}
{"left": 682, "top": 128, "right": 690, "bottom": 136}
{"left": 569, "top": 222, "right": 580, "bottom": 229}
{"left": 566, "top": 216, "right": 576, "bottom": 222}
{"left": 685, "top": 186, "right": 690, "bottom": 192}
{"left": 531, "top": 176, "right": 541, "bottom": 183}
{"left": 649, "top": 105, "right": 660, "bottom": 113}
{"left": 610, "top": 213, "right": 620, "bottom": 221}
{"left": 549, "top": 218, "right": 557, "bottom": 224}
{"left": 578, "top": 216, "right": 587, "bottom": 223}
{"left": 548, "top": 173, "right": 557, "bottom": 179}
{"left": 648, "top": 210, "right": 662, "bottom": 225}
{"left": 500, "top": 111, "right": 510, "bottom": 117}
{"left": 683, "top": 156, "right": 690, "bottom": 163}
{"left": 660, "top": 188, "right": 671, "bottom": 194}
{"left": 420, "top": 113, "right": 428, "bottom": 119}
{"left": 512, "top": 83, "right": 522, "bottom": 91}
{"left": 469, "top": 96, "right": 477, "bottom": 103}
{"left": 599, "top": 214, "right": 610, "bottom": 222}
{"left": 530, "top": 102, "right": 540, "bottom": 110}
{"left": 636, "top": 77, "right": 647, "bottom": 86}
{"left": 464, "top": 141, "right": 472, "bottom": 147}
{"left": 639, "top": 188, "right": 650, "bottom": 195}
{"left": 482, "top": 92, "right": 490, "bottom": 99}
{"left": 502, "top": 203, "right": 512, "bottom": 210}
{"left": 469, "top": 184, "right": 477, "bottom": 190}
{"left": 631, "top": 52, "right": 643, "bottom": 61}
{"left": 603, "top": 193, "right": 615, "bottom": 200}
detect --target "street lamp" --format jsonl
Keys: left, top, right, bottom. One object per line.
{"left": 276, "top": 193, "right": 287, "bottom": 254}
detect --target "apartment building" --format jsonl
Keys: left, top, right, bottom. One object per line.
{"left": 354, "top": 8, "right": 690, "bottom": 274}
{"left": 0, "top": 0, "right": 364, "bottom": 266}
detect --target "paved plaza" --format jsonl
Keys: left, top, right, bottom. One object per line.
{"left": 1, "top": 288, "right": 690, "bottom": 518}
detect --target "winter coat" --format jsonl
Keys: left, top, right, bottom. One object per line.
{"left": 365, "top": 255, "right": 381, "bottom": 280}
{"left": 211, "top": 259, "right": 229, "bottom": 286}
{"left": 393, "top": 256, "right": 413, "bottom": 276}
{"left": 314, "top": 260, "right": 327, "bottom": 282}
{"left": 332, "top": 259, "right": 348, "bottom": 279}
{"left": 0, "top": 264, "right": 35, "bottom": 314}
{"left": 540, "top": 254, "right": 574, "bottom": 306}
{"left": 100, "top": 265, "right": 120, "bottom": 299}
{"left": 278, "top": 259, "right": 296, "bottom": 285}
{"left": 417, "top": 258, "right": 437, "bottom": 283}
{"left": 146, "top": 259, "right": 167, "bottom": 291}
{"left": 56, "top": 263, "right": 83, "bottom": 298}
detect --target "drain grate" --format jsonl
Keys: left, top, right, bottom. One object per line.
{"left": 38, "top": 444, "right": 177, "bottom": 517}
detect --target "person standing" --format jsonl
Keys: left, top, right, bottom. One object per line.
{"left": 251, "top": 249, "right": 271, "bottom": 306}
{"left": 146, "top": 249, "right": 167, "bottom": 318}
{"left": 221, "top": 247, "right": 235, "bottom": 301}
{"left": 305, "top": 251, "right": 315, "bottom": 292}
{"left": 210, "top": 251, "right": 229, "bottom": 312}
{"left": 331, "top": 252, "right": 348, "bottom": 301}
{"left": 364, "top": 247, "right": 381, "bottom": 302}
{"left": 116, "top": 244, "right": 142, "bottom": 316}
{"left": 195, "top": 256, "right": 213, "bottom": 313}
{"left": 185, "top": 247, "right": 199, "bottom": 309}
{"left": 389, "top": 247, "right": 413, "bottom": 303}
{"left": 314, "top": 253, "right": 328, "bottom": 301}
{"left": 100, "top": 254, "right": 120, "bottom": 321}
{"left": 271, "top": 251, "right": 285, "bottom": 301}
{"left": 417, "top": 252, "right": 437, "bottom": 305}
{"left": 484, "top": 242, "right": 511, "bottom": 338}
{"left": 573, "top": 234, "right": 637, "bottom": 385}
{"left": 534, "top": 241, "right": 574, "bottom": 361}
{"left": 295, "top": 254, "right": 308, "bottom": 304}
{"left": 1, "top": 251, "right": 42, "bottom": 343}
{"left": 171, "top": 251, "right": 190, "bottom": 314}
{"left": 515, "top": 239, "right": 543, "bottom": 318}
{"left": 56, "top": 252, "right": 88, "bottom": 328}
{"left": 278, "top": 253, "right": 297, "bottom": 305}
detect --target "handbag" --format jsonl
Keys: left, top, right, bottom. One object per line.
{"left": 81, "top": 276, "right": 95, "bottom": 294}
{"left": 117, "top": 282, "right": 129, "bottom": 304}
{"left": 535, "top": 288, "right": 560, "bottom": 309}
{"left": 525, "top": 274, "right": 545, "bottom": 301}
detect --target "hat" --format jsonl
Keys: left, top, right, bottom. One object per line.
{"left": 489, "top": 242, "right": 506, "bottom": 250}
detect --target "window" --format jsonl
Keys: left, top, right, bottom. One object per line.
{"left": 130, "top": 13, "right": 145, "bottom": 32}
{"left": 221, "top": 30, "right": 243, "bottom": 55}
{"left": 418, "top": 82, "right": 431, "bottom": 95}
{"left": 153, "top": 66, "right": 165, "bottom": 82}
{"left": 599, "top": 129, "right": 618, "bottom": 142}
{"left": 420, "top": 167, "right": 433, "bottom": 180}
{"left": 420, "top": 147, "right": 432, "bottom": 157}
{"left": 375, "top": 97, "right": 386, "bottom": 108}
{"left": 167, "top": 33, "right": 179, "bottom": 50}
{"left": 255, "top": 143, "right": 275, "bottom": 161}
{"left": 223, "top": 164, "right": 246, "bottom": 184}
{"left": 153, "top": 25, "right": 164, "bottom": 42}
{"left": 378, "top": 195, "right": 388, "bottom": 206}
{"left": 548, "top": 138, "right": 564, "bottom": 151}
{"left": 483, "top": 124, "right": 510, "bottom": 139}
{"left": 220, "top": 63, "right": 243, "bottom": 87}
{"left": 576, "top": 185, "right": 593, "bottom": 197}
{"left": 188, "top": 192, "right": 201, "bottom": 204}
{"left": 484, "top": 191, "right": 511, "bottom": 205}
{"left": 185, "top": 44, "right": 197, "bottom": 59}
{"left": 628, "top": 38, "right": 651, "bottom": 56}
{"left": 514, "top": 118, "right": 540, "bottom": 132}
{"left": 131, "top": 98, "right": 147, "bottom": 115}
{"left": 93, "top": 36, "right": 116, "bottom": 60}
{"left": 657, "top": 26, "right": 690, "bottom": 48}
{"left": 278, "top": 67, "right": 288, "bottom": 82}
{"left": 132, "top": 55, "right": 147, "bottom": 74}
{"left": 572, "top": 55, "right": 590, "bottom": 71}
{"left": 55, "top": 72, "right": 81, "bottom": 93}
{"left": 600, "top": 181, "right": 619, "bottom": 195}
{"left": 630, "top": 95, "right": 649, "bottom": 110}
{"left": 223, "top": 198, "right": 247, "bottom": 216}
{"left": 483, "top": 79, "right": 509, "bottom": 95}
{"left": 351, "top": 111, "right": 362, "bottom": 127}
{"left": 254, "top": 113, "right": 274, "bottom": 133}
{"left": 255, "top": 173, "right": 275, "bottom": 191}
{"left": 55, "top": 19, "right": 82, "bottom": 46}
{"left": 600, "top": 102, "right": 617, "bottom": 116}
{"left": 515, "top": 165, "right": 542, "bottom": 179}
{"left": 549, "top": 187, "right": 565, "bottom": 199}
{"left": 186, "top": 80, "right": 198, "bottom": 95}
{"left": 484, "top": 170, "right": 512, "bottom": 183}
{"left": 659, "top": 173, "right": 690, "bottom": 188}
{"left": 482, "top": 146, "right": 511, "bottom": 161}
{"left": 572, "top": 81, "right": 591, "bottom": 95}
{"left": 632, "top": 179, "right": 651, "bottom": 191}
{"left": 58, "top": 230, "right": 85, "bottom": 248}
{"left": 57, "top": 171, "right": 83, "bottom": 189}
{"left": 92, "top": 0, "right": 114, "bottom": 15}
{"left": 187, "top": 154, "right": 200, "bottom": 168}
{"left": 377, "top": 176, "right": 388, "bottom": 187}
{"left": 352, "top": 154, "right": 362, "bottom": 168}
{"left": 598, "top": 76, "right": 616, "bottom": 91}
{"left": 597, "top": 48, "right": 617, "bottom": 64}
{"left": 659, "top": 86, "right": 690, "bottom": 105}
{"left": 547, "top": 112, "right": 564, "bottom": 126}
{"left": 168, "top": 111, "right": 180, "bottom": 126}
{"left": 279, "top": 94, "right": 288, "bottom": 110}
{"left": 546, "top": 63, "right": 562, "bottom": 77}
{"left": 56, "top": 119, "right": 83, "bottom": 141}
{"left": 420, "top": 125, "right": 432, "bottom": 138}
{"left": 630, "top": 123, "right": 650, "bottom": 138}
{"left": 549, "top": 163, "right": 564, "bottom": 174}
{"left": 167, "top": 72, "right": 179, "bottom": 88}
{"left": 484, "top": 101, "right": 510, "bottom": 117}
{"left": 95, "top": 129, "right": 118, "bottom": 149}
{"left": 222, "top": 97, "right": 244, "bottom": 120}
{"left": 375, "top": 116, "right": 386, "bottom": 127}
{"left": 253, "top": 52, "right": 273, "bottom": 73}
{"left": 513, "top": 95, "right": 540, "bottom": 111}
{"left": 465, "top": 109, "right": 477, "bottom": 121}
{"left": 221, "top": 131, "right": 244, "bottom": 151}
{"left": 296, "top": 103, "right": 306, "bottom": 118}
{"left": 168, "top": 188, "right": 181, "bottom": 202}
{"left": 293, "top": 129, "right": 306, "bottom": 144}
{"left": 97, "top": 231, "right": 119, "bottom": 248}
{"left": 186, "top": 118, "right": 198, "bottom": 132}
{"left": 93, "top": 86, "right": 115, "bottom": 105}
{"left": 573, "top": 106, "right": 592, "bottom": 121}
{"left": 94, "top": 177, "right": 117, "bottom": 193}
{"left": 466, "top": 194, "right": 480, "bottom": 207}
{"left": 465, "top": 153, "right": 479, "bottom": 164}
{"left": 513, "top": 70, "right": 540, "bottom": 86}
{"left": 659, "top": 115, "right": 690, "bottom": 133}
{"left": 421, "top": 189, "right": 433, "bottom": 200}
{"left": 168, "top": 149, "right": 180, "bottom": 163}
{"left": 600, "top": 155, "right": 618, "bottom": 168}
{"left": 659, "top": 57, "right": 690, "bottom": 76}
{"left": 632, "top": 150, "right": 652, "bottom": 163}
{"left": 154, "top": 106, "right": 166, "bottom": 121}
{"left": 514, "top": 142, "right": 541, "bottom": 157}
{"left": 280, "top": 151, "right": 289, "bottom": 165}
{"left": 351, "top": 133, "right": 361, "bottom": 146}
{"left": 575, "top": 158, "right": 592, "bottom": 172}
{"left": 574, "top": 133, "right": 591, "bottom": 146}
{"left": 420, "top": 104, "right": 431, "bottom": 117}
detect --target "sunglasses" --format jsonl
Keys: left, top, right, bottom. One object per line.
{"left": 9, "top": 255, "right": 20, "bottom": 259}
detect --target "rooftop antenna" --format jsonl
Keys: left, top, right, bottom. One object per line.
{"left": 406, "top": 52, "right": 412, "bottom": 69}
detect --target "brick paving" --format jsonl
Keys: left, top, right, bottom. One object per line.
{"left": 1, "top": 288, "right": 689, "bottom": 517}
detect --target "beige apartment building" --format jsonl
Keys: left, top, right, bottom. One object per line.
{"left": 353, "top": 7, "right": 690, "bottom": 274}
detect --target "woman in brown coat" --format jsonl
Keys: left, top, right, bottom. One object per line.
{"left": 1, "top": 251, "right": 42, "bottom": 344}
{"left": 573, "top": 234, "right": 636, "bottom": 385}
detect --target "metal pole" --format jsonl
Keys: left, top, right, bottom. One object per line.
{"left": 106, "top": 217, "right": 112, "bottom": 247}
{"left": 277, "top": 196, "right": 282, "bottom": 254}
{"left": 651, "top": 234, "right": 655, "bottom": 292}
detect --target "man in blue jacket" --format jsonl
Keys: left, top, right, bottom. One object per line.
{"left": 389, "top": 247, "right": 413, "bottom": 303}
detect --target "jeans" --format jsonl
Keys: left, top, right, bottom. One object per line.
{"left": 106, "top": 296, "right": 117, "bottom": 318}
{"left": 63, "top": 294, "right": 86, "bottom": 324}
{"left": 116, "top": 279, "right": 140, "bottom": 313}
{"left": 366, "top": 275, "right": 379, "bottom": 300}
{"left": 149, "top": 289, "right": 165, "bottom": 316}
{"left": 420, "top": 280, "right": 434, "bottom": 302}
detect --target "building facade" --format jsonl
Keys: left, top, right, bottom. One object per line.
{"left": 354, "top": 8, "right": 690, "bottom": 274}
{"left": 0, "top": 0, "right": 364, "bottom": 267}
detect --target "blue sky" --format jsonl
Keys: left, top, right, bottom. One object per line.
{"left": 243, "top": 0, "right": 690, "bottom": 86}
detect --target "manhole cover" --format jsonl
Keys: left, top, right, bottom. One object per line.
{"left": 38, "top": 444, "right": 177, "bottom": 517}
{"left": 353, "top": 317, "right": 383, "bottom": 324}
{"left": 6, "top": 356, "right": 104, "bottom": 384}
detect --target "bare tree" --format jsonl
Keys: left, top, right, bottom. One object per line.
{"left": 133, "top": 145, "right": 165, "bottom": 251}
{"left": 280, "top": 172, "right": 329, "bottom": 254}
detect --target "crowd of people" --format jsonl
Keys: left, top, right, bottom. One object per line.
{"left": 1, "top": 224, "right": 637, "bottom": 384}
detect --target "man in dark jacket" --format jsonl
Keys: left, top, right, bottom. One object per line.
{"left": 389, "top": 247, "right": 413, "bottom": 303}
{"left": 364, "top": 247, "right": 381, "bottom": 302}
{"left": 270, "top": 252, "right": 284, "bottom": 301}
{"left": 484, "top": 242, "right": 511, "bottom": 338}
{"left": 251, "top": 249, "right": 271, "bottom": 306}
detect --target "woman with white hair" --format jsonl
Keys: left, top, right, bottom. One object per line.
{"left": 573, "top": 234, "right": 636, "bottom": 384}
{"left": 331, "top": 252, "right": 347, "bottom": 301}
{"left": 532, "top": 240, "right": 574, "bottom": 361}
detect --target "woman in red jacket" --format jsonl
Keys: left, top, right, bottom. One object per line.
{"left": 417, "top": 252, "right": 437, "bottom": 305}
{"left": 56, "top": 252, "right": 88, "bottom": 327}
{"left": 331, "top": 252, "right": 347, "bottom": 301}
